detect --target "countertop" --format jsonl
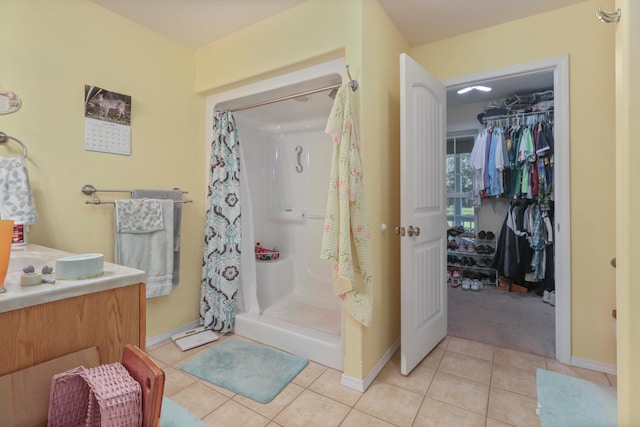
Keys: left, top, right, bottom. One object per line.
{"left": 0, "top": 244, "right": 146, "bottom": 313}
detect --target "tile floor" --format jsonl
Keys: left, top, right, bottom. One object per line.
{"left": 147, "top": 335, "right": 617, "bottom": 427}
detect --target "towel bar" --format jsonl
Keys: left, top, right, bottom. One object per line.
{"left": 81, "top": 184, "right": 192, "bottom": 205}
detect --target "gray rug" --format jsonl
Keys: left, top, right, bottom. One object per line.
{"left": 448, "top": 284, "right": 555, "bottom": 357}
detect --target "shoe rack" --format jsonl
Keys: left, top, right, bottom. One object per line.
{"left": 447, "top": 227, "right": 498, "bottom": 286}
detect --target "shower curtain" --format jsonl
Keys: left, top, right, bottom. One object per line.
{"left": 200, "top": 111, "right": 258, "bottom": 333}
{"left": 320, "top": 84, "right": 374, "bottom": 327}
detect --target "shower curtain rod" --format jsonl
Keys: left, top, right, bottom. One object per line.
{"left": 224, "top": 79, "right": 359, "bottom": 113}
{"left": 222, "top": 64, "right": 359, "bottom": 113}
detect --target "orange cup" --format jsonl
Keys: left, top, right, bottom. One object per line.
{"left": 0, "top": 220, "right": 14, "bottom": 286}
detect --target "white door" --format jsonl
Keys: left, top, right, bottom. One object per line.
{"left": 399, "top": 53, "right": 447, "bottom": 375}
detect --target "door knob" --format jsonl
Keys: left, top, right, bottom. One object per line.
{"left": 407, "top": 225, "right": 420, "bottom": 237}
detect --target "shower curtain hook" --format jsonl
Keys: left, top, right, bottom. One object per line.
{"left": 346, "top": 65, "right": 359, "bottom": 92}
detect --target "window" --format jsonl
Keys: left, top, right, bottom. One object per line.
{"left": 446, "top": 133, "right": 476, "bottom": 232}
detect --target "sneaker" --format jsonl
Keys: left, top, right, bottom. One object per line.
{"left": 486, "top": 231, "right": 495, "bottom": 240}
{"left": 471, "top": 280, "right": 485, "bottom": 291}
{"left": 548, "top": 290, "right": 556, "bottom": 306}
{"left": 461, "top": 279, "right": 472, "bottom": 291}
{"left": 478, "top": 230, "right": 486, "bottom": 240}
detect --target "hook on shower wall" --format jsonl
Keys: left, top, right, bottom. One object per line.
{"left": 295, "top": 145, "right": 303, "bottom": 173}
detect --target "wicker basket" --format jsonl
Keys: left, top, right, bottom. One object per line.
{"left": 48, "top": 363, "right": 142, "bottom": 427}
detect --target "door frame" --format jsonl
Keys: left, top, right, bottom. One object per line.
{"left": 443, "top": 55, "right": 571, "bottom": 364}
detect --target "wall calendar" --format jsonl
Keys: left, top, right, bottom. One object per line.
{"left": 84, "top": 85, "right": 132, "bottom": 155}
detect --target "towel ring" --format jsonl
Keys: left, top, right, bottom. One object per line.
{"left": 0, "top": 132, "right": 28, "bottom": 158}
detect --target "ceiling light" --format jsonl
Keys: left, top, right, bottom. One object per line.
{"left": 456, "top": 85, "right": 492, "bottom": 94}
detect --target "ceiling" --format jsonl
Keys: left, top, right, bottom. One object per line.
{"left": 88, "top": 0, "right": 581, "bottom": 121}
{"left": 89, "top": 0, "right": 587, "bottom": 49}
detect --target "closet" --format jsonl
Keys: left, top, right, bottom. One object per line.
{"left": 446, "top": 77, "right": 558, "bottom": 358}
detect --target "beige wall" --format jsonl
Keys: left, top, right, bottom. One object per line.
{"left": 2, "top": 0, "right": 206, "bottom": 338}
{"left": 411, "top": 0, "right": 618, "bottom": 366}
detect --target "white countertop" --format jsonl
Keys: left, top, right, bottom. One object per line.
{"left": 0, "top": 244, "right": 146, "bottom": 313}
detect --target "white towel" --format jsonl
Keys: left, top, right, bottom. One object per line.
{"left": 131, "top": 189, "right": 183, "bottom": 285}
{"left": 114, "top": 199, "right": 174, "bottom": 298}
{"left": 0, "top": 156, "right": 38, "bottom": 224}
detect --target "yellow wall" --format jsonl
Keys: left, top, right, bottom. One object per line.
{"left": 360, "top": 0, "right": 410, "bottom": 375}
{"left": 411, "top": 0, "right": 618, "bottom": 366}
{"left": 4, "top": 0, "right": 623, "bottom": 387}
{"left": 2, "top": 0, "right": 206, "bottom": 338}
{"left": 196, "top": 0, "right": 409, "bottom": 380}
{"left": 615, "top": 0, "right": 640, "bottom": 423}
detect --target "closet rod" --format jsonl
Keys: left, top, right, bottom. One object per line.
{"left": 481, "top": 110, "right": 553, "bottom": 124}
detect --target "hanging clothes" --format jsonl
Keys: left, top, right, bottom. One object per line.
{"left": 200, "top": 111, "right": 242, "bottom": 334}
{"left": 320, "top": 84, "right": 374, "bottom": 327}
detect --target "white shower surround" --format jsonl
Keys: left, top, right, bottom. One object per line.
{"left": 206, "top": 59, "right": 346, "bottom": 370}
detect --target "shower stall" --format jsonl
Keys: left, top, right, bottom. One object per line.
{"left": 207, "top": 60, "right": 346, "bottom": 370}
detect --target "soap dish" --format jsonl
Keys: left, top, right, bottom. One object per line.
{"left": 55, "top": 253, "right": 104, "bottom": 280}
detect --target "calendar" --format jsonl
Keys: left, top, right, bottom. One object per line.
{"left": 85, "top": 118, "right": 131, "bottom": 155}
{"left": 84, "top": 85, "right": 131, "bottom": 155}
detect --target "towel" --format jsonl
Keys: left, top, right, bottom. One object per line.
{"left": 115, "top": 199, "right": 174, "bottom": 298}
{"left": 132, "top": 189, "right": 183, "bottom": 285}
{"left": 0, "top": 156, "right": 38, "bottom": 224}
{"left": 320, "top": 84, "right": 374, "bottom": 327}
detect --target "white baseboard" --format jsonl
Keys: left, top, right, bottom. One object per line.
{"left": 340, "top": 339, "right": 400, "bottom": 392}
{"left": 571, "top": 356, "right": 617, "bottom": 376}
{"left": 146, "top": 320, "right": 201, "bottom": 347}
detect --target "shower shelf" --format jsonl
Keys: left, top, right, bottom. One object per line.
{"left": 255, "top": 243, "right": 280, "bottom": 261}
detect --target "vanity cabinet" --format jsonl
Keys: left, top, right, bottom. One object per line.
{"left": 0, "top": 244, "right": 146, "bottom": 377}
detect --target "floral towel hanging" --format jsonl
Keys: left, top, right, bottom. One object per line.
{"left": 200, "top": 111, "right": 242, "bottom": 334}
{"left": 320, "top": 84, "right": 374, "bottom": 327}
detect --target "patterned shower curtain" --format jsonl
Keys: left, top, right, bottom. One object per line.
{"left": 200, "top": 111, "right": 242, "bottom": 334}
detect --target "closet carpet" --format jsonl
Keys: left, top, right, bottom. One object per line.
{"left": 448, "top": 284, "right": 555, "bottom": 358}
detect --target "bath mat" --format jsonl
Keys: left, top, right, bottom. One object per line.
{"left": 536, "top": 368, "right": 617, "bottom": 427}
{"left": 180, "top": 338, "right": 308, "bottom": 404}
{"left": 160, "top": 396, "right": 208, "bottom": 427}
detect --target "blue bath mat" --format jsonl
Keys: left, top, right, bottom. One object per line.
{"left": 160, "top": 397, "right": 208, "bottom": 427}
{"left": 180, "top": 338, "right": 308, "bottom": 404}
{"left": 536, "top": 368, "right": 617, "bottom": 427}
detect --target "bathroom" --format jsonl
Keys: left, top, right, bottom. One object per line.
{"left": 2, "top": 0, "right": 621, "bottom": 398}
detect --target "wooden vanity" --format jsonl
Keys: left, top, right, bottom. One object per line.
{"left": 0, "top": 244, "right": 146, "bottom": 377}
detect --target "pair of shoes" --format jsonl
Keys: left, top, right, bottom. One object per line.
{"left": 447, "top": 226, "right": 465, "bottom": 237}
{"left": 476, "top": 245, "right": 495, "bottom": 254}
{"left": 471, "top": 280, "right": 485, "bottom": 291}
{"left": 542, "top": 290, "right": 556, "bottom": 306}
